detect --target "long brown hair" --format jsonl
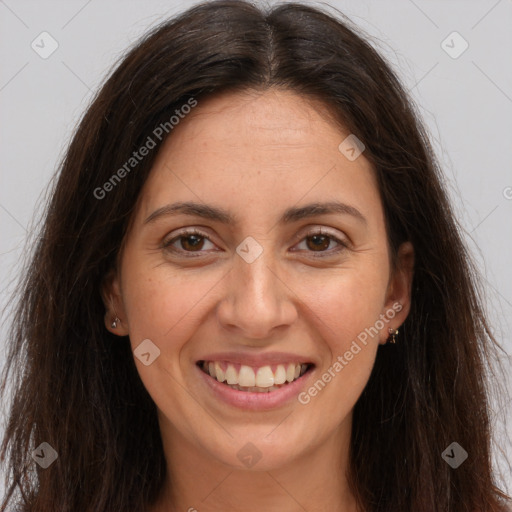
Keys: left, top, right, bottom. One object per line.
{"left": 1, "top": 1, "right": 510, "bottom": 510}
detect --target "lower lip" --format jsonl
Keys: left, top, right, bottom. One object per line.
{"left": 196, "top": 364, "right": 314, "bottom": 411}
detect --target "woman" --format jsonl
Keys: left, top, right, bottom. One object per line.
{"left": 1, "top": 1, "right": 510, "bottom": 511}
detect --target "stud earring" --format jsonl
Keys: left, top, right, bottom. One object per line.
{"left": 388, "top": 327, "right": 399, "bottom": 344}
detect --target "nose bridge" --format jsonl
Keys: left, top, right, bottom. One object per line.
{"left": 235, "top": 234, "right": 279, "bottom": 299}
{"left": 238, "top": 251, "right": 279, "bottom": 306}
{"left": 217, "top": 239, "right": 297, "bottom": 338}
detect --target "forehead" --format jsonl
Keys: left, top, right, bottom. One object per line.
{"left": 137, "top": 88, "right": 380, "bottom": 225}
{"left": 165, "top": 88, "right": 348, "bottom": 155}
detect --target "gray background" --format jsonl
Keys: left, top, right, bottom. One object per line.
{"left": 1, "top": 0, "right": 511, "bottom": 499}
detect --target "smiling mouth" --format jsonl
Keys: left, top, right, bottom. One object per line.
{"left": 197, "top": 360, "right": 314, "bottom": 393}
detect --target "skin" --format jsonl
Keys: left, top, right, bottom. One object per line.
{"left": 103, "top": 88, "right": 414, "bottom": 512}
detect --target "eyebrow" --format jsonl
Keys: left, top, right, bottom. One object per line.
{"left": 143, "top": 200, "right": 367, "bottom": 226}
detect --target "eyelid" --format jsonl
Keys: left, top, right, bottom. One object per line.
{"left": 294, "top": 225, "right": 348, "bottom": 243}
{"left": 161, "top": 227, "right": 216, "bottom": 251}
{"left": 290, "top": 226, "right": 350, "bottom": 256}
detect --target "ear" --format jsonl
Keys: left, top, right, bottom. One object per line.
{"left": 100, "top": 268, "right": 129, "bottom": 336}
{"left": 379, "top": 241, "right": 414, "bottom": 344}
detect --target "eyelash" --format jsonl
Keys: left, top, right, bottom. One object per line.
{"left": 161, "top": 228, "right": 348, "bottom": 258}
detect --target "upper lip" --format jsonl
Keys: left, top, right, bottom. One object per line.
{"left": 197, "top": 351, "right": 315, "bottom": 367}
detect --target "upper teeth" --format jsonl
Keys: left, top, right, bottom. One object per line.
{"left": 202, "top": 361, "right": 308, "bottom": 388}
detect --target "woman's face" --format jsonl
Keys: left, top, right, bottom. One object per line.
{"left": 106, "top": 88, "right": 413, "bottom": 472}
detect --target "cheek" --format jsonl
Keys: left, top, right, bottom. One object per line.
{"left": 296, "top": 264, "right": 389, "bottom": 353}
{"left": 121, "top": 259, "right": 223, "bottom": 345}
{"left": 295, "top": 274, "right": 384, "bottom": 420}
{"left": 119, "top": 266, "right": 220, "bottom": 413}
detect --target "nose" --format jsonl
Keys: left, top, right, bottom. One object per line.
{"left": 216, "top": 249, "right": 298, "bottom": 341}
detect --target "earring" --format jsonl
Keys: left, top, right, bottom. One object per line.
{"left": 110, "top": 296, "right": 120, "bottom": 329}
{"left": 388, "top": 327, "right": 399, "bottom": 344}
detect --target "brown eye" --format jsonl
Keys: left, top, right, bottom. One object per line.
{"left": 179, "top": 234, "right": 206, "bottom": 251}
{"left": 305, "top": 234, "right": 331, "bottom": 251}
{"left": 292, "top": 229, "right": 348, "bottom": 257}
{"left": 162, "top": 229, "right": 216, "bottom": 255}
